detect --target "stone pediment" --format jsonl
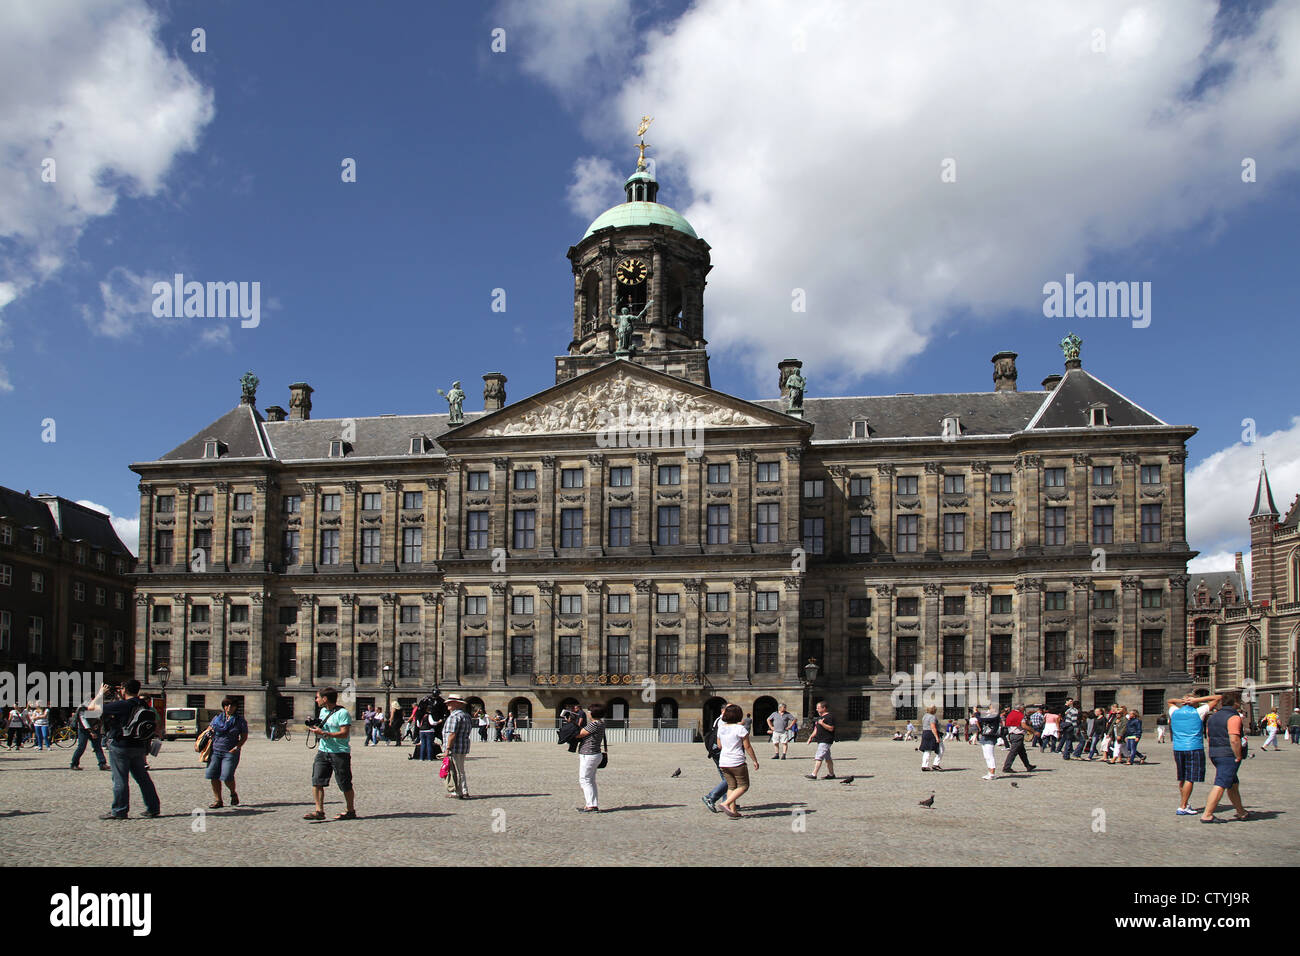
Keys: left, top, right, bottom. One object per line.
{"left": 469, "top": 367, "right": 779, "bottom": 439}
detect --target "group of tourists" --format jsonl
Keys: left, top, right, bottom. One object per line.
{"left": 3, "top": 704, "right": 52, "bottom": 750}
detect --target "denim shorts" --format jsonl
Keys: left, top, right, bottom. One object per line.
{"left": 312, "top": 751, "right": 353, "bottom": 790}
{"left": 205, "top": 749, "right": 241, "bottom": 782}
{"left": 1210, "top": 755, "right": 1240, "bottom": 790}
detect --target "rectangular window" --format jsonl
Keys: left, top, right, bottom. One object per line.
{"left": 991, "top": 593, "right": 1013, "bottom": 615}
{"left": 195, "top": 493, "right": 214, "bottom": 512}
{"left": 191, "top": 605, "right": 210, "bottom": 624}
{"left": 152, "top": 605, "right": 172, "bottom": 624}
{"left": 31, "top": 572, "right": 44, "bottom": 593}
{"left": 656, "top": 506, "right": 680, "bottom": 546}
{"left": 755, "top": 591, "right": 779, "bottom": 612}
{"left": 510, "top": 636, "right": 534, "bottom": 675}
{"left": 560, "top": 509, "right": 584, "bottom": 548}
{"left": 278, "top": 605, "right": 298, "bottom": 626}
{"left": 990, "top": 512, "right": 1012, "bottom": 550}
{"left": 802, "top": 517, "right": 824, "bottom": 554}
{"left": 705, "top": 635, "right": 729, "bottom": 674}
{"left": 706, "top": 592, "right": 729, "bottom": 613}
{"left": 896, "top": 596, "right": 919, "bottom": 616}
{"left": 512, "top": 510, "right": 536, "bottom": 549}
{"left": 943, "top": 474, "right": 965, "bottom": 494}
{"left": 465, "top": 596, "right": 487, "bottom": 615}
{"left": 706, "top": 504, "right": 731, "bottom": 544}
{"left": 399, "top": 605, "right": 420, "bottom": 624}
{"left": 357, "top": 606, "right": 379, "bottom": 625}
{"left": 847, "top": 640, "right": 872, "bottom": 676}
{"left": 943, "top": 637, "right": 965, "bottom": 673}
{"left": 896, "top": 637, "right": 918, "bottom": 671}
{"left": 847, "top": 695, "right": 872, "bottom": 719}
{"left": 990, "top": 473, "right": 1012, "bottom": 493}
{"left": 607, "top": 593, "right": 631, "bottom": 614}
{"left": 1045, "top": 591, "right": 1067, "bottom": 611}
{"left": 399, "top": 643, "right": 420, "bottom": 678}
{"left": 74, "top": 581, "right": 86, "bottom": 601}
{"left": 361, "top": 492, "right": 382, "bottom": 511}
{"left": 1194, "top": 619, "right": 1211, "bottom": 647}
{"left": 655, "top": 635, "right": 680, "bottom": 674}
{"left": 234, "top": 492, "right": 254, "bottom": 511}
{"left": 1093, "top": 590, "right": 1115, "bottom": 609}
{"left": 466, "top": 511, "right": 489, "bottom": 550}
{"left": 608, "top": 507, "right": 631, "bottom": 548}
{"left": 1141, "top": 504, "right": 1162, "bottom": 542}
{"left": 1093, "top": 631, "right": 1115, "bottom": 669}
{"left": 1092, "top": 465, "right": 1114, "bottom": 486}
{"left": 1141, "top": 465, "right": 1161, "bottom": 485}
{"left": 512, "top": 594, "right": 534, "bottom": 615}
{"left": 849, "top": 516, "right": 871, "bottom": 554}
{"left": 707, "top": 464, "right": 730, "bottom": 484}
{"left": 155, "top": 530, "right": 174, "bottom": 565}
{"left": 513, "top": 469, "right": 536, "bottom": 490}
{"left": 1142, "top": 688, "right": 1166, "bottom": 716}
{"left": 896, "top": 475, "right": 919, "bottom": 495}
{"left": 1044, "top": 507, "right": 1067, "bottom": 545}
{"left": 850, "top": 476, "right": 872, "bottom": 497}
{"left": 278, "top": 643, "right": 297, "bottom": 678}
{"left": 155, "top": 494, "right": 175, "bottom": 514}
{"left": 463, "top": 636, "right": 487, "bottom": 674}
{"left": 151, "top": 640, "right": 170, "bottom": 668}
{"left": 190, "top": 641, "right": 210, "bottom": 676}
{"left": 754, "top": 635, "right": 779, "bottom": 673}
{"left": 95, "top": 587, "right": 105, "bottom": 606}
{"left": 320, "top": 494, "right": 341, "bottom": 512}
{"left": 757, "top": 462, "right": 780, "bottom": 483}
{"left": 1141, "top": 588, "right": 1162, "bottom": 609}
{"left": 229, "top": 528, "right": 251, "bottom": 564}
{"left": 1092, "top": 506, "right": 1114, "bottom": 544}
{"left": 756, "top": 503, "right": 780, "bottom": 543}
{"left": 803, "top": 479, "right": 825, "bottom": 498}
{"left": 230, "top": 605, "right": 249, "bottom": 623}
{"left": 229, "top": 641, "right": 249, "bottom": 677}
{"left": 896, "top": 514, "right": 918, "bottom": 552}
{"left": 658, "top": 465, "right": 681, "bottom": 486}
{"left": 402, "top": 491, "right": 423, "bottom": 510}
{"left": 72, "top": 623, "right": 85, "bottom": 659}
{"left": 33, "top": 535, "right": 44, "bottom": 554}
{"left": 801, "top": 599, "right": 825, "bottom": 619}
{"left": 1194, "top": 655, "right": 1210, "bottom": 682}
{"left": 1044, "top": 633, "right": 1066, "bottom": 670}
{"left": 849, "top": 597, "right": 871, "bottom": 617}
{"left": 656, "top": 593, "right": 680, "bottom": 613}
{"left": 319, "top": 530, "right": 340, "bottom": 565}
{"left": 281, "top": 530, "right": 299, "bottom": 565}
{"left": 609, "top": 467, "right": 633, "bottom": 487}
{"left": 282, "top": 495, "right": 301, "bottom": 514}
{"left": 558, "top": 635, "right": 582, "bottom": 674}
{"left": 0, "top": 611, "right": 10, "bottom": 653}
{"left": 357, "top": 643, "right": 379, "bottom": 678}
{"left": 943, "top": 513, "right": 965, "bottom": 551}
{"left": 467, "top": 472, "right": 490, "bottom": 491}
{"left": 112, "top": 631, "right": 124, "bottom": 665}
{"left": 943, "top": 596, "right": 965, "bottom": 616}
{"left": 990, "top": 635, "right": 1012, "bottom": 671}
{"left": 1044, "top": 468, "right": 1066, "bottom": 487}
{"left": 606, "top": 634, "right": 629, "bottom": 674}
{"left": 114, "top": 592, "right": 124, "bottom": 610}
{"left": 361, "top": 528, "right": 381, "bottom": 564}
{"left": 561, "top": 468, "right": 584, "bottom": 489}
{"left": 559, "top": 594, "right": 582, "bottom": 615}
{"left": 402, "top": 527, "right": 422, "bottom": 563}
{"left": 317, "top": 605, "right": 336, "bottom": 625}
{"left": 1141, "top": 630, "right": 1163, "bottom": 668}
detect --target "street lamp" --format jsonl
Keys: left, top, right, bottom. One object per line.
{"left": 381, "top": 661, "right": 394, "bottom": 716}
{"left": 1071, "top": 653, "right": 1088, "bottom": 709}
{"left": 802, "top": 658, "right": 819, "bottom": 739}
{"left": 155, "top": 663, "right": 170, "bottom": 693}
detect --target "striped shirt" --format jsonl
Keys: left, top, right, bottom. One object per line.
{"left": 578, "top": 719, "right": 605, "bottom": 756}
{"left": 443, "top": 709, "right": 472, "bottom": 754}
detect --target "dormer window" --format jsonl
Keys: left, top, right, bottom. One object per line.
{"left": 203, "top": 438, "right": 223, "bottom": 458}
{"left": 851, "top": 419, "right": 869, "bottom": 439}
{"left": 941, "top": 415, "right": 961, "bottom": 440}
{"left": 329, "top": 439, "right": 346, "bottom": 458}
{"left": 409, "top": 435, "right": 429, "bottom": 455}
{"left": 1088, "top": 403, "right": 1110, "bottom": 427}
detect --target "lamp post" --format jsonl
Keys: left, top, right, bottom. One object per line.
{"left": 802, "top": 658, "right": 819, "bottom": 740}
{"left": 1071, "top": 653, "right": 1088, "bottom": 709}
{"left": 382, "top": 661, "right": 394, "bottom": 716}
{"left": 155, "top": 663, "right": 170, "bottom": 703}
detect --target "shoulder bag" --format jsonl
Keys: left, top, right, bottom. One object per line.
{"left": 597, "top": 724, "right": 609, "bottom": 770}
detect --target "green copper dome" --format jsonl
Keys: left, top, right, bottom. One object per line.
{"left": 583, "top": 201, "right": 698, "bottom": 240}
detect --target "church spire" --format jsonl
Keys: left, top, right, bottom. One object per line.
{"left": 1250, "top": 456, "right": 1278, "bottom": 518}
{"left": 625, "top": 115, "right": 659, "bottom": 203}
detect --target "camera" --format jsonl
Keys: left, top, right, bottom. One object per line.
{"left": 303, "top": 715, "right": 324, "bottom": 729}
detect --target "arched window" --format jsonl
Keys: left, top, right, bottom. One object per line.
{"left": 1290, "top": 550, "right": 1300, "bottom": 602}
{"left": 465, "top": 696, "right": 486, "bottom": 717}
{"left": 1242, "top": 628, "right": 1261, "bottom": 684}
{"left": 606, "top": 697, "right": 629, "bottom": 727}
{"left": 655, "top": 697, "right": 678, "bottom": 727}
{"left": 508, "top": 697, "right": 532, "bottom": 726}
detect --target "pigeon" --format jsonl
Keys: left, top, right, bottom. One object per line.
{"left": 919, "top": 792, "right": 935, "bottom": 808}
{"left": 671, "top": 768, "right": 681, "bottom": 778}
{"left": 1010, "top": 782, "right": 1019, "bottom": 788}
{"left": 839, "top": 775, "right": 855, "bottom": 785}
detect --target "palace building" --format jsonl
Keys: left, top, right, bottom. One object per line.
{"left": 129, "top": 137, "right": 1199, "bottom": 734}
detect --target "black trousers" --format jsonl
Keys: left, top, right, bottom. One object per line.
{"left": 1002, "top": 733, "right": 1034, "bottom": 771}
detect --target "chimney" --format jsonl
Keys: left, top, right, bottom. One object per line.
{"left": 288, "top": 382, "right": 314, "bottom": 421}
{"left": 778, "top": 358, "right": 803, "bottom": 394}
{"left": 483, "top": 372, "right": 508, "bottom": 412}
{"left": 991, "top": 351, "right": 1018, "bottom": 392}
{"left": 265, "top": 405, "right": 287, "bottom": 422}
{"left": 1042, "top": 373, "right": 1063, "bottom": 391}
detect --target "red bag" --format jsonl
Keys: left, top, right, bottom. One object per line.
{"left": 438, "top": 755, "right": 450, "bottom": 779}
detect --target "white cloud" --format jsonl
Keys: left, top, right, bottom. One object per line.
{"left": 88, "top": 266, "right": 157, "bottom": 338}
{"left": 1187, "top": 550, "right": 1250, "bottom": 582}
{"left": 497, "top": 0, "right": 637, "bottom": 108}
{"left": 0, "top": 0, "right": 214, "bottom": 343}
{"left": 567, "top": 156, "right": 623, "bottom": 220}
{"left": 517, "top": 0, "right": 1300, "bottom": 390}
{"left": 75, "top": 500, "right": 139, "bottom": 557}
{"left": 1186, "top": 417, "right": 1300, "bottom": 572}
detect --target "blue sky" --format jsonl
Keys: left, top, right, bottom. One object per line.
{"left": 1, "top": 0, "right": 1297, "bottom": 570}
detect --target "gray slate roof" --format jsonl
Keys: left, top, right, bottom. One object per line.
{"left": 37, "top": 496, "right": 134, "bottom": 555}
{"left": 1028, "top": 368, "right": 1165, "bottom": 429}
{"left": 0, "top": 486, "right": 59, "bottom": 534}
{"left": 754, "top": 391, "right": 1047, "bottom": 441}
{"left": 1187, "top": 571, "right": 1245, "bottom": 608}
{"left": 160, "top": 405, "right": 270, "bottom": 460}
{"left": 263, "top": 413, "right": 485, "bottom": 462}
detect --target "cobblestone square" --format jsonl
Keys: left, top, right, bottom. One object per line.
{"left": 2, "top": 736, "right": 1295, "bottom": 866}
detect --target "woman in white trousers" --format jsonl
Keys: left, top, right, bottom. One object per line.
{"left": 575, "top": 702, "right": 607, "bottom": 812}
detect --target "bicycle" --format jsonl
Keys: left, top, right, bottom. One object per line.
{"left": 52, "top": 723, "right": 77, "bottom": 748}
{"left": 269, "top": 719, "right": 292, "bottom": 742}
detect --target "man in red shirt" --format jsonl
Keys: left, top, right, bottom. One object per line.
{"left": 1001, "top": 703, "right": 1037, "bottom": 773}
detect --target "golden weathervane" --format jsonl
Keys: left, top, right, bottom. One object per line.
{"left": 635, "top": 114, "right": 653, "bottom": 170}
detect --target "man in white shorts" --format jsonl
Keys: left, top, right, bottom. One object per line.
{"left": 804, "top": 701, "right": 836, "bottom": 780}
{"left": 766, "top": 703, "right": 795, "bottom": 760}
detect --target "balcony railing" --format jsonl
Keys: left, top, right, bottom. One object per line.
{"left": 531, "top": 672, "right": 704, "bottom": 687}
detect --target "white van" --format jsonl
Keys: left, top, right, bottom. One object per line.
{"left": 164, "top": 707, "right": 200, "bottom": 740}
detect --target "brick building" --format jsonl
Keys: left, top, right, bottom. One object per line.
{"left": 129, "top": 151, "right": 1199, "bottom": 734}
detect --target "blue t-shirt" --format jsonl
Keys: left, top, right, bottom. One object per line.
{"left": 1170, "top": 704, "right": 1209, "bottom": 752}
{"left": 208, "top": 712, "right": 248, "bottom": 753}
{"left": 316, "top": 706, "right": 351, "bottom": 754}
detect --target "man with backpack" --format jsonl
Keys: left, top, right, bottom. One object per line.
{"left": 85, "top": 680, "right": 161, "bottom": 820}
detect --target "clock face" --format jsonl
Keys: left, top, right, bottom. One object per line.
{"left": 616, "top": 257, "right": 648, "bottom": 285}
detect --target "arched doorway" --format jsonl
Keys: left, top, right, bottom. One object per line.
{"left": 655, "top": 697, "right": 678, "bottom": 727}
{"left": 753, "top": 696, "right": 779, "bottom": 738}
{"left": 606, "top": 697, "right": 629, "bottom": 728}
{"left": 702, "top": 696, "right": 726, "bottom": 732}
{"left": 508, "top": 697, "right": 532, "bottom": 727}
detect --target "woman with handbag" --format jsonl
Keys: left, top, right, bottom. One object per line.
{"left": 716, "top": 703, "right": 759, "bottom": 818}
{"left": 575, "top": 702, "right": 608, "bottom": 812}
{"left": 204, "top": 697, "right": 248, "bottom": 808}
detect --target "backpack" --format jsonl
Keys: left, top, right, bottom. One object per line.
{"left": 119, "top": 700, "right": 159, "bottom": 743}
{"left": 703, "top": 718, "right": 721, "bottom": 760}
